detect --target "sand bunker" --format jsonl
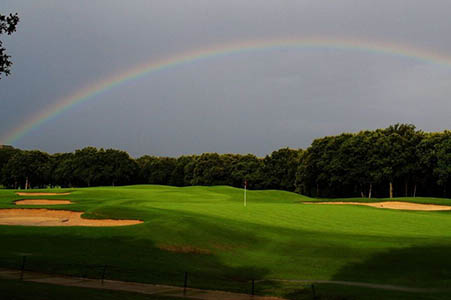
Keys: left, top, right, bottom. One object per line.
{"left": 0, "top": 209, "right": 143, "bottom": 226}
{"left": 15, "top": 199, "right": 72, "bottom": 205}
{"left": 16, "top": 192, "right": 71, "bottom": 196}
{"left": 158, "top": 244, "right": 211, "bottom": 254}
{"left": 304, "top": 201, "right": 451, "bottom": 211}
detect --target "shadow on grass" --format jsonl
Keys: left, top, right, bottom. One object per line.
{"left": 294, "top": 245, "right": 451, "bottom": 300}
{"left": 332, "top": 245, "right": 451, "bottom": 289}
{"left": 0, "top": 208, "right": 281, "bottom": 295}
{"left": 259, "top": 245, "right": 451, "bottom": 300}
{"left": 6, "top": 205, "right": 451, "bottom": 299}
{"left": 0, "top": 241, "right": 274, "bottom": 295}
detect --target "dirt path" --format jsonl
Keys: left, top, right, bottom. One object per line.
{"left": 0, "top": 269, "right": 283, "bottom": 300}
{"left": 0, "top": 268, "right": 440, "bottom": 299}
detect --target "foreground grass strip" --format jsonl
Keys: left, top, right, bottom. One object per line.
{"left": 0, "top": 268, "right": 284, "bottom": 300}
{"left": 0, "top": 278, "right": 187, "bottom": 300}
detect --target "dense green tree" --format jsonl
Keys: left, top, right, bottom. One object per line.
{"left": 52, "top": 153, "right": 76, "bottom": 187}
{"left": 295, "top": 124, "right": 447, "bottom": 198}
{"left": 381, "top": 124, "right": 421, "bottom": 198}
{"left": 0, "top": 145, "right": 20, "bottom": 186}
{"left": 169, "top": 155, "right": 195, "bottom": 186}
{"left": 435, "top": 131, "right": 451, "bottom": 197}
{"left": 261, "top": 148, "right": 303, "bottom": 191}
{"left": 0, "top": 13, "right": 19, "bottom": 78}
{"left": 71, "top": 147, "right": 104, "bottom": 187}
{"left": 296, "top": 137, "right": 334, "bottom": 197}
{"left": 191, "top": 153, "right": 227, "bottom": 186}
{"left": 229, "top": 154, "right": 263, "bottom": 189}
{"left": 0, "top": 125, "right": 449, "bottom": 197}
{"left": 137, "top": 155, "right": 176, "bottom": 185}
{"left": 101, "top": 149, "right": 138, "bottom": 186}
{"left": 340, "top": 131, "right": 373, "bottom": 197}
{"left": 2, "top": 150, "right": 50, "bottom": 188}
{"left": 183, "top": 156, "right": 198, "bottom": 186}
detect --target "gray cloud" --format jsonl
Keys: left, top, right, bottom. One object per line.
{"left": 1, "top": 0, "right": 450, "bottom": 156}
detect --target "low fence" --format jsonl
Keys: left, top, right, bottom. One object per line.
{"left": 0, "top": 255, "right": 276, "bottom": 297}
{"left": 0, "top": 255, "right": 325, "bottom": 299}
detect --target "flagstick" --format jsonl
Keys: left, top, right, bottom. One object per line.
{"left": 244, "top": 184, "right": 247, "bottom": 207}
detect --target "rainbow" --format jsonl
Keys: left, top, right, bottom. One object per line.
{"left": 2, "top": 36, "right": 451, "bottom": 145}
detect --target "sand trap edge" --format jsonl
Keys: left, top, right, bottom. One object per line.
{"left": 0, "top": 208, "right": 143, "bottom": 227}
{"left": 15, "top": 199, "right": 73, "bottom": 205}
{"left": 303, "top": 201, "right": 451, "bottom": 211}
{"left": 16, "top": 192, "right": 71, "bottom": 196}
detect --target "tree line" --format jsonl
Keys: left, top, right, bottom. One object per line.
{"left": 0, "top": 145, "right": 302, "bottom": 192}
{"left": 0, "top": 124, "right": 449, "bottom": 198}
{"left": 296, "top": 124, "right": 450, "bottom": 198}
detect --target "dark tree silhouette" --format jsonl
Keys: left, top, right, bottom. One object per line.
{"left": 0, "top": 13, "right": 19, "bottom": 79}
{"left": 0, "top": 125, "right": 449, "bottom": 196}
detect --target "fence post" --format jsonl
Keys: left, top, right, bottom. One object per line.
{"left": 311, "top": 284, "right": 317, "bottom": 300}
{"left": 101, "top": 265, "right": 107, "bottom": 285}
{"left": 251, "top": 279, "right": 255, "bottom": 295}
{"left": 20, "top": 256, "right": 27, "bottom": 280}
{"left": 184, "top": 272, "right": 188, "bottom": 295}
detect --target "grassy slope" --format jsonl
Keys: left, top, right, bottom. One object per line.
{"left": 1, "top": 185, "right": 451, "bottom": 299}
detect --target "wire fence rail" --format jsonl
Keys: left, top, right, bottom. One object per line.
{"left": 0, "top": 255, "right": 287, "bottom": 297}
{"left": 6, "top": 255, "right": 431, "bottom": 299}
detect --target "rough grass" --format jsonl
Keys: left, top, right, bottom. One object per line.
{"left": 1, "top": 185, "right": 451, "bottom": 299}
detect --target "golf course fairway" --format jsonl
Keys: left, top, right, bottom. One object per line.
{"left": 1, "top": 185, "right": 451, "bottom": 299}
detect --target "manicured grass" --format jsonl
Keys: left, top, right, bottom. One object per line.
{"left": 1, "top": 185, "right": 451, "bottom": 299}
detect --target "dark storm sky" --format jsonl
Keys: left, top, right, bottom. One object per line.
{"left": 1, "top": 1, "right": 450, "bottom": 157}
